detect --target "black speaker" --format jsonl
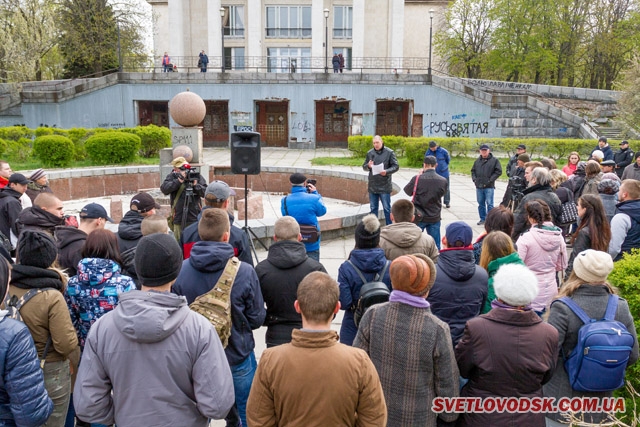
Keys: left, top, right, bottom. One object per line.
{"left": 230, "top": 132, "right": 261, "bottom": 175}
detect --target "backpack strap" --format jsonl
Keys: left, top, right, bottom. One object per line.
{"left": 556, "top": 296, "right": 592, "bottom": 325}
{"left": 603, "top": 294, "right": 619, "bottom": 321}
{"left": 208, "top": 257, "right": 241, "bottom": 304}
{"left": 346, "top": 260, "right": 367, "bottom": 284}
{"left": 377, "top": 260, "right": 390, "bottom": 282}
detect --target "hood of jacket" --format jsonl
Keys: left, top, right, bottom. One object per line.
{"left": 54, "top": 226, "right": 87, "bottom": 250}
{"left": 266, "top": 240, "right": 308, "bottom": 269}
{"left": 523, "top": 183, "right": 553, "bottom": 195}
{"left": 617, "top": 199, "right": 640, "bottom": 223}
{"left": 17, "top": 206, "right": 64, "bottom": 229}
{"left": 526, "top": 224, "right": 564, "bottom": 251}
{"left": 437, "top": 248, "right": 477, "bottom": 281}
{"left": 188, "top": 241, "right": 235, "bottom": 273}
{"left": 0, "top": 187, "right": 22, "bottom": 200}
{"left": 380, "top": 222, "right": 424, "bottom": 248}
{"left": 77, "top": 258, "right": 122, "bottom": 283}
{"left": 348, "top": 248, "right": 388, "bottom": 273}
{"left": 10, "top": 264, "right": 64, "bottom": 291}
{"left": 117, "top": 210, "right": 144, "bottom": 241}
{"left": 113, "top": 290, "right": 190, "bottom": 343}
{"left": 487, "top": 252, "right": 524, "bottom": 276}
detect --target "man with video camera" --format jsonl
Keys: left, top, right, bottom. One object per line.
{"left": 161, "top": 156, "right": 207, "bottom": 240}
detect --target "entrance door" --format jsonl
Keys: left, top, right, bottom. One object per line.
{"left": 201, "top": 101, "right": 229, "bottom": 147}
{"left": 138, "top": 101, "right": 169, "bottom": 127}
{"left": 412, "top": 114, "right": 423, "bottom": 137}
{"left": 315, "top": 100, "right": 349, "bottom": 147}
{"left": 256, "top": 101, "right": 288, "bottom": 146}
{"left": 375, "top": 100, "right": 411, "bottom": 136}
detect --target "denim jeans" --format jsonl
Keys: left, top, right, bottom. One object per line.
{"left": 43, "top": 360, "right": 71, "bottom": 427}
{"left": 476, "top": 188, "right": 495, "bottom": 221}
{"left": 369, "top": 192, "right": 392, "bottom": 225}
{"left": 226, "top": 352, "right": 257, "bottom": 427}
{"left": 418, "top": 221, "right": 441, "bottom": 250}
{"left": 444, "top": 176, "right": 450, "bottom": 206}
{"left": 306, "top": 250, "right": 320, "bottom": 262}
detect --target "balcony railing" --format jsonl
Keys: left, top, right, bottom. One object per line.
{"left": 132, "top": 56, "right": 432, "bottom": 74}
{"left": 265, "top": 27, "right": 312, "bottom": 38}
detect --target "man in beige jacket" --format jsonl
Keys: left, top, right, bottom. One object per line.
{"left": 246, "top": 272, "right": 387, "bottom": 427}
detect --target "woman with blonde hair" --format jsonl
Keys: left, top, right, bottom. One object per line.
{"left": 544, "top": 250, "right": 638, "bottom": 426}
{"left": 479, "top": 231, "right": 525, "bottom": 313}
{"left": 562, "top": 152, "right": 580, "bottom": 176}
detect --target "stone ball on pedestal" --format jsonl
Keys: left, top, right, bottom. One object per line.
{"left": 173, "top": 145, "right": 194, "bottom": 163}
{"left": 169, "top": 90, "right": 206, "bottom": 127}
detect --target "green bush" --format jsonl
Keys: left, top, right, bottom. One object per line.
{"left": 0, "top": 138, "right": 7, "bottom": 158}
{"left": 608, "top": 249, "right": 640, "bottom": 423}
{"left": 121, "top": 124, "right": 171, "bottom": 157}
{"left": 85, "top": 132, "right": 141, "bottom": 165}
{"left": 33, "top": 135, "right": 75, "bottom": 167}
{"left": 0, "top": 126, "right": 33, "bottom": 141}
{"left": 34, "top": 127, "right": 54, "bottom": 138}
{"left": 5, "top": 138, "right": 32, "bottom": 162}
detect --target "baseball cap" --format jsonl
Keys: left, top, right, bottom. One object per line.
{"left": 479, "top": 144, "right": 490, "bottom": 150}
{"left": 445, "top": 221, "right": 473, "bottom": 247}
{"left": 429, "top": 141, "right": 437, "bottom": 148}
{"left": 620, "top": 140, "right": 629, "bottom": 146}
{"left": 517, "top": 144, "right": 526, "bottom": 150}
{"left": 130, "top": 192, "right": 161, "bottom": 213}
{"left": 79, "top": 203, "right": 114, "bottom": 222}
{"left": 8, "top": 173, "right": 29, "bottom": 185}
{"left": 205, "top": 181, "right": 236, "bottom": 201}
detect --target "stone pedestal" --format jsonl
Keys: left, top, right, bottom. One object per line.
{"left": 237, "top": 193, "right": 264, "bottom": 220}
{"left": 110, "top": 196, "right": 123, "bottom": 223}
{"left": 171, "top": 127, "right": 203, "bottom": 163}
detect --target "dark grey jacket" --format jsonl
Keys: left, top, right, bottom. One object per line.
{"left": 471, "top": 154, "right": 502, "bottom": 189}
{"left": 363, "top": 145, "right": 399, "bottom": 194}
{"left": 512, "top": 184, "right": 562, "bottom": 239}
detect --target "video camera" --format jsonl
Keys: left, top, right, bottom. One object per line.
{"left": 509, "top": 175, "right": 526, "bottom": 193}
{"left": 179, "top": 164, "right": 200, "bottom": 182}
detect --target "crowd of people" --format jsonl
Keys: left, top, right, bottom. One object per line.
{"left": 0, "top": 134, "right": 639, "bottom": 427}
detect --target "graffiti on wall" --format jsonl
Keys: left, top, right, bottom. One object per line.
{"left": 230, "top": 111, "right": 253, "bottom": 132}
{"left": 427, "top": 121, "right": 490, "bottom": 137}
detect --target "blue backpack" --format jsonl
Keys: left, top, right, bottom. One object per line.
{"left": 556, "top": 295, "right": 634, "bottom": 392}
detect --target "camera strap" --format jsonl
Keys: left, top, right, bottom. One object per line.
{"left": 171, "top": 183, "right": 186, "bottom": 217}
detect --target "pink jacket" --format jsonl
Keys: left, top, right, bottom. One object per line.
{"left": 516, "top": 223, "right": 567, "bottom": 312}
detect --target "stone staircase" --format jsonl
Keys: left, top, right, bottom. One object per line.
{"left": 597, "top": 126, "right": 625, "bottom": 140}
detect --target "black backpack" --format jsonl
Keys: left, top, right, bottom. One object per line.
{"left": 348, "top": 260, "right": 391, "bottom": 327}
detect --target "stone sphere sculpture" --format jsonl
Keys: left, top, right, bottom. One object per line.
{"left": 169, "top": 90, "right": 206, "bottom": 127}
{"left": 173, "top": 145, "right": 194, "bottom": 163}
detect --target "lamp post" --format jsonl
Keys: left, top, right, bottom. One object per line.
{"left": 117, "top": 23, "right": 122, "bottom": 72}
{"left": 324, "top": 8, "right": 329, "bottom": 73}
{"left": 220, "top": 7, "right": 226, "bottom": 73}
{"left": 428, "top": 9, "right": 434, "bottom": 79}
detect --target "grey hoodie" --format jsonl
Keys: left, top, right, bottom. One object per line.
{"left": 74, "top": 290, "right": 234, "bottom": 427}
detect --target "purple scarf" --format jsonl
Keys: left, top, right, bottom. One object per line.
{"left": 389, "top": 290, "right": 430, "bottom": 308}
{"left": 490, "top": 299, "right": 532, "bottom": 311}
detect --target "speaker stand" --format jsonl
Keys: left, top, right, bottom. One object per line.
{"left": 242, "top": 175, "right": 267, "bottom": 264}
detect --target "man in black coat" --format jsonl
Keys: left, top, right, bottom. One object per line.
{"left": 471, "top": 144, "right": 502, "bottom": 225}
{"left": 255, "top": 216, "right": 326, "bottom": 347}
{"left": 363, "top": 135, "right": 399, "bottom": 225}
{"left": 117, "top": 192, "right": 161, "bottom": 254}
{"left": 0, "top": 174, "right": 30, "bottom": 248}
{"left": 614, "top": 140, "right": 634, "bottom": 179}
{"left": 591, "top": 136, "right": 614, "bottom": 161}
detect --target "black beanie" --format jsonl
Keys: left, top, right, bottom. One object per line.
{"left": 134, "top": 234, "right": 183, "bottom": 287}
{"left": 355, "top": 214, "right": 381, "bottom": 249}
{"left": 17, "top": 230, "right": 58, "bottom": 268}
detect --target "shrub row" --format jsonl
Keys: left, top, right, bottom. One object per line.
{"left": 0, "top": 124, "right": 170, "bottom": 166}
{"left": 348, "top": 136, "right": 640, "bottom": 167}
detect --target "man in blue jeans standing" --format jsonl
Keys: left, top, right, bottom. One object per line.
{"left": 363, "top": 135, "right": 399, "bottom": 225}
{"left": 471, "top": 144, "right": 502, "bottom": 225}
{"left": 424, "top": 140, "right": 451, "bottom": 208}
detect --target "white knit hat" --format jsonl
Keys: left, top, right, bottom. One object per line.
{"left": 493, "top": 264, "right": 539, "bottom": 307}
{"left": 572, "top": 250, "right": 614, "bottom": 283}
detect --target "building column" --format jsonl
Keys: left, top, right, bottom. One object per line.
{"left": 207, "top": 0, "right": 223, "bottom": 64}
{"left": 352, "top": 0, "right": 364, "bottom": 59}
{"left": 388, "top": 0, "right": 404, "bottom": 60}
{"left": 168, "top": 0, "right": 184, "bottom": 57}
{"left": 247, "top": 0, "right": 262, "bottom": 57}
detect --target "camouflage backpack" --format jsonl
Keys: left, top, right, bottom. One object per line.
{"left": 189, "top": 257, "right": 240, "bottom": 347}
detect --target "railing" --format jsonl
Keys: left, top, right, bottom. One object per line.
{"left": 127, "top": 56, "right": 435, "bottom": 74}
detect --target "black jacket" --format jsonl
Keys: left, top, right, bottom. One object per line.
{"left": 471, "top": 154, "right": 502, "bottom": 189}
{"left": 0, "top": 188, "right": 23, "bottom": 244}
{"left": 362, "top": 145, "right": 399, "bottom": 194}
{"left": 120, "top": 246, "right": 139, "bottom": 286}
{"left": 117, "top": 210, "right": 144, "bottom": 253}
{"left": 16, "top": 206, "right": 64, "bottom": 237}
{"left": 403, "top": 169, "right": 447, "bottom": 223}
{"left": 54, "top": 226, "right": 87, "bottom": 276}
{"left": 592, "top": 144, "right": 614, "bottom": 161}
{"left": 506, "top": 153, "right": 519, "bottom": 178}
{"left": 512, "top": 184, "right": 562, "bottom": 239}
{"left": 428, "top": 248, "right": 488, "bottom": 347}
{"left": 614, "top": 147, "right": 634, "bottom": 178}
{"left": 180, "top": 207, "right": 253, "bottom": 266}
{"left": 160, "top": 172, "right": 206, "bottom": 227}
{"left": 254, "top": 240, "right": 326, "bottom": 344}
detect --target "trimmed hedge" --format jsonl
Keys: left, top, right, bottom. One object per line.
{"left": 33, "top": 135, "right": 75, "bottom": 167}
{"left": 120, "top": 124, "right": 171, "bottom": 157}
{"left": 608, "top": 249, "right": 640, "bottom": 423}
{"left": 348, "top": 136, "right": 640, "bottom": 167}
{"left": 85, "top": 132, "right": 141, "bottom": 165}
